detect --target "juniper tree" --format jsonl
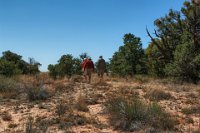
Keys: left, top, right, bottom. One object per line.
{"left": 110, "top": 33, "right": 146, "bottom": 77}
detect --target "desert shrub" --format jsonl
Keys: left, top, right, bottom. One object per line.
{"left": 93, "top": 81, "right": 110, "bottom": 87}
{"left": 193, "top": 131, "right": 200, "bottom": 133}
{"left": 58, "top": 113, "right": 95, "bottom": 132}
{"left": 145, "top": 89, "right": 173, "bottom": 101}
{"left": 25, "top": 116, "right": 35, "bottom": 133}
{"left": 70, "top": 75, "right": 84, "bottom": 82}
{"left": 147, "top": 103, "right": 175, "bottom": 130}
{"left": 54, "top": 82, "right": 66, "bottom": 92}
{"left": 133, "top": 75, "right": 150, "bottom": 83}
{"left": 55, "top": 102, "right": 68, "bottom": 118}
{"left": 25, "top": 116, "right": 49, "bottom": 133}
{"left": 185, "top": 117, "right": 194, "bottom": 124}
{"left": 197, "top": 89, "right": 200, "bottom": 96}
{"left": 54, "top": 82, "right": 74, "bottom": 93}
{"left": 0, "top": 75, "right": 20, "bottom": 92}
{"left": 27, "top": 88, "right": 49, "bottom": 101}
{"left": 105, "top": 96, "right": 176, "bottom": 131}
{"left": 64, "top": 113, "right": 94, "bottom": 126}
{"left": 35, "top": 119, "right": 50, "bottom": 133}
{"left": 2, "top": 112, "right": 12, "bottom": 121}
{"left": 0, "top": 76, "right": 22, "bottom": 99}
{"left": 75, "top": 94, "right": 89, "bottom": 112}
{"left": 8, "top": 123, "right": 18, "bottom": 128}
{"left": 182, "top": 106, "right": 200, "bottom": 115}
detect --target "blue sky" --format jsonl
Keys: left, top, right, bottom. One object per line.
{"left": 0, "top": 0, "right": 186, "bottom": 71}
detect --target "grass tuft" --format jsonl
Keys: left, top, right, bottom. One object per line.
{"left": 105, "top": 95, "right": 176, "bottom": 131}
{"left": 145, "top": 89, "right": 173, "bottom": 101}
{"left": 27, "top": 87, "right": 49, "bottom": 101}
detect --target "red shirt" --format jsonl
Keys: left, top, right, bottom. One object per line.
{"left": 84, "top": 60, "right": 94, "bottom": 70}
{"left": 81, "top": 59, "right": 88, "bottom": 69}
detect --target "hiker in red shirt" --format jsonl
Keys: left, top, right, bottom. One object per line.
{"left": 81, "top": 58, "right": 88, "bottom": 80}
{"left": 81, "top": 58, "right": 88, "bottom": 71}
{"left": 83, "top": 58, "right": 94, "bottom": 83}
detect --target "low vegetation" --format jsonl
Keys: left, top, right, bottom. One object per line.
{"left": 145, "top": 88, "right": 173, "bottom": 101}
{"left": 0, "top": 76, "right": 21, "bottom": 99}
{"left": 2, "top": 112, "right": 12, "bottom": 121}
{"left": 105, "top": 95, "right": 176, "bottom": 131}
{"left": 75, "top": 94, "right": 89, "bottom": 112}
{"left": 182, "top": 106, "right": 200, "bottom": 115}
{"left": 55, "top": 102, "right": 68, "bottom": 118}
{"left": 25, "top": 116, "right": 49, "bottom": 133}
{"left": 27, "top": 87, "right": 49, "bottom": 101}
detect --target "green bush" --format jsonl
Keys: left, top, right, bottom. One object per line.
{"left": 0, "top": 59, "right": 21, "bottom": 76}
{"left": 48, "top": 54, "right": 82, "bottom": 79}
{"left": 0, "top": 51, "right": 41, "bottom": 76}
{"left": 110, "top": 33, "right": 147, "bottom": 77}
{"left": 165, "top": 39, "right": 200, "bottom": 83}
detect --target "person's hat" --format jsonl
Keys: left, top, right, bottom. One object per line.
{"left": 99, "top": 56, "right": 103, "bottom": 58}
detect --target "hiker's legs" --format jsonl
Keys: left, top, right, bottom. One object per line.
{"left": 88, "top": 69, "right": 92, "bottom": 83}
{"left": 99, "top": 69, "right": 105, "bottom": 82}
{"left": 88, "top": 74, "right": 91, "bottom": 83}
{"left": 101, "top": 72, "right": 104, "bottom": 81}
{"left": 83, "top": 69, "right": 88, "bottom": 82}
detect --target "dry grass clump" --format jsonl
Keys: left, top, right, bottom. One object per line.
{"left": 8, "top": 123, "right": 18, "bottom": 129}
{"left": 187, "top": 93, "right": 199, "bottom": 99}
{"left": 0, "top": 76, "right": 21, "bottom": 99}
{"left": 133, "top": 75, "right": 150, "bottom": 83}
{"left": 25, "top": 116, "right": 50, "bottom": 133}
{"left": 132, "top": 85, "right": 144, "bottom": 90}
{"left": 58, "top": 112, "right": 97, "bottom": 131}
{"left": 92, "top": 81, "right": 111, "bottom": 91}
{"left": 27, "top": 87, "right": 50, "bottom": 101}
{"left": 86, "top": 93, "right": 104, "bottom": 105}
{"left": 182, "top": 106, "right": 200, "bottom": 115}
{"left": 197, "top": 89, "right": 200, "bottom": 96}
{"left": 54, "top": 81, "right": 74, "bottom": 93}
{"left": 70, "top": 75, "right": 84, "bottom": 82}
{"left": 105, "top": 95, "right": 176, "bottom": 132}
{"left": 193, "top": 130, "right": 200, "bottom": 133}
{"left": 119, "top": 86, "right": 140, "bottom": 95}
{"left": 93, "top": 81, "right": 111, "bottom": 87}
{"left": 75, "top": 94, "right": 89, "bottom": 112}
{"left": 38, "top": 73, "right": 53, "bottom": 84}
{"left": 185, "top": 117, "right": 194, "bottom": 124}
{"left": 145, "top": 88, "right": 174, "bottom": 101}
{"left": 1, "top": 112, "right": 12, "bottom": 121}
{"left": 55, "top": 101, "right": 69, "bottom": 118}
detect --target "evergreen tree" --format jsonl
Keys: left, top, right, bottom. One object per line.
{"left": 110, "top": 33, "right": 146, "bottom": 77}
{"left": 146, "top": 1, "right": 200, "bottom": 82}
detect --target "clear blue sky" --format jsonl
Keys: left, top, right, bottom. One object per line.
{"left": 0, "top": 0, "right": 186, "bottom": 71}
